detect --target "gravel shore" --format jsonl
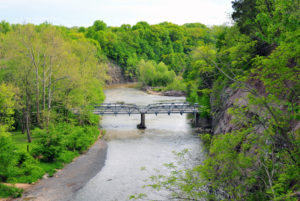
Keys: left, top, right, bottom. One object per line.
{"left": 17, "top": 139, "right": 107, "bottom": 201}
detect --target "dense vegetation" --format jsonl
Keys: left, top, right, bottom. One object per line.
{"left": 0, "top": 23, "right": 106, "bottom": 197}
{"left": 131, "top": 0, "right": 300, "bottom": 200}
{"left": 81, "top": 21, "right": 213, "bottom": 77}
{"left": 79, "top": 20, "right": 215, "bottom": 92}
{"left": 0, "top": 0, "right": 299, "bottom": 199}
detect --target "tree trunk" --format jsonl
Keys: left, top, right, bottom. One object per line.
{"left": 42, "top": 55, "right": 46, "bottom": 111}
{"left": 21, "top": 108, "right": 26, "bottom": 134}
{"left": 25, "top": 86, "right": 32, "bottom": 143}
{"left": 42, "top": 54, "right": 46, "bottom": 127}
{"left": 26, "top": 110, "right": 32, "bottom": 143}
{"left": 35, "top": 63, "right": 40, "bottom": 126}
{"left": 47, "top": 57, "right": 52, "bottom": 127}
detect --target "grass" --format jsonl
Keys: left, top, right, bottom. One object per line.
{"left": 10, "top": 131, "right": 80, "bottom": 177}
{"left": 10, "top": 131, "right": 40, "bottom": 152}
{"left": 39, "top": 161, "right": 63, "bottom": 177}
{"left": 9, "top": 131, "right": 82, "bottom": 178}
{"left": 1, "top": 127, "right": 101, "bottom": 198}
{"left": 39, "top": 151, "right": 79, "bottom": 177}
{"left": 0, "top": 183, "right": 23, "bottom": 198}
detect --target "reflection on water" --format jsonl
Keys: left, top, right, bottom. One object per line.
{"left": 74, "top": 87, "right": 204, "bottom": 201}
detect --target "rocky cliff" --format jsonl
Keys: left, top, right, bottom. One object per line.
{"left": 106, "top": 61, "right": 127, "bottom": 85}
{"left": 210, "top": 87, "right": 248, "bottom": 134}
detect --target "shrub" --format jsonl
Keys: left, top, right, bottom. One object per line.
{"left": 137, "top": 60, "right": 176, "bottom": 87}
{"left": 0, "top": 130, "right": 18, "bottom": 182}
{"left": 58, "top": 150, "right": 79, "bottom": 163}
{"left": 10, "top": 151, "right": 44, "bottom": 183}
{"left": 31, "top": 128, "right": 63, "bottom": 162}
{"left": 0, "top": 183, "right": 23, "bottom": 198}
{"left": 32, "top": 123, "right": 100, "bottom": 162}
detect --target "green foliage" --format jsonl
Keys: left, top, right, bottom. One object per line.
{"left": 0, "top": 183, "right": 23, "bottom": 198}
{"left": 0, "top": 2, "right": 299, "bottom": 199}
{"left": 11, "top": 151, "right": 45, "bottom": 183}
{"left": 0, "top": 128, "right": 44, "bottom": 184}
{"left": 0, "top": 21, "right": 11, "bottom": 34}
{"left": 136, "top": 60, "right": 176, "bottom": 87}
{"left": 0, "top": 128, "right": 18, "bottom": 182}
{"left": 0, "top": 22, "right": 106, "bottom": 198}
{"left": 0, "top": 83, "right": 16, "bottom": 130}
{"left": 131, "top": 150, "right": 207, "bottom": 201}
{"left": 32, "top": 123, "right": 99, "bottom": 162}
{"left": 132, "top": 1, "right": 300, "bottom": 200}
{"left": 58, "top": 150, "right": 79, "bottom": 164}
{"left": 199, "top": 133, "right": 211, "bottom": 149}
{"left": 165, "top": 76, "right": 186, "bottom": 92}
{"left": 38, "top": 161, "right": 64, "bottom": 177}
{"left": 31, "top": 127, "right": 63, "bottom": 162}
{"left": 0, "top": 23, "right": 106, "bottom": 133}
{"left": 83, "top": 21, "right": 211, "bottom": 79}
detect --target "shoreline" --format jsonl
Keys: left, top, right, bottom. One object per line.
{"left": 142, "top": 86, "right": 186, "bottom": 97}
{"left": 10, "top": 84, "right": 183, "bottom": 201}
{"left": 16, "top": 139, "right": 108, "bottom": 201}
{"left": 105, "top": 82, "right": 186, "bottom": 97}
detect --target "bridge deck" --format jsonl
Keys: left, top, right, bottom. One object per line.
{"left": 93, "top": 102, "right": 200, "bottom": 115}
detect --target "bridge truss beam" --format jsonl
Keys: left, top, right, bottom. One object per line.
{"left": 93, "top": 102, "right": 201, "bottom": 129}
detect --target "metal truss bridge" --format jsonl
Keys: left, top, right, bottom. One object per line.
{"left": 93, "top": 102, "right": 200, "bottom": 129}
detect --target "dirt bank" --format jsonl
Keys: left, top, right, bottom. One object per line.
{"left": 142, "top": 86, "right": 186, "bottom": 97}
{"left": 17, "top": 139, "right": 107, "bottom": 201}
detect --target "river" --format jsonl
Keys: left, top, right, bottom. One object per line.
{"left": 74, "top": 87, "right": 204, "bottom": 201}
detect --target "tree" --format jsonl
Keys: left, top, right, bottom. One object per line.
{"left": 0, "top": 20, "right": 10, "bottom": 34}
{"left": 0, "top": 84, "right": 16, "bottom": 130}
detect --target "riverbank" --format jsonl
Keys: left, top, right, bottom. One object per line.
{"left": 105, "top": 82, "right": 139, "bottom": 89}
{"left": 106, "top": 82, "right": 186, "bottom": 97}
{"left": 141, "top": 86, "right": 186, "bottom": 97}
{"left": 15, "top": 139, "right": 107, "bottom": 201}
{"left": 72, "top": 86, "right": 203, "bottom": 201}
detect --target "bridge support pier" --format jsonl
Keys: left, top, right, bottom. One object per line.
{"left": 137, "top": 113, "right": 146, "bottom": 129}
{"left": 194, "top": 112, "right": 199, "bottom": 126}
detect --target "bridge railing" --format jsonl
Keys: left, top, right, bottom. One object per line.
{"left": 93, "top": 102, "right": 201, "bottom": 115}
{"left": 94, "top": 103, "right": 141, "bottom": 115}
{"left": 143, "top": 102, "right": 199, "bottom": 115}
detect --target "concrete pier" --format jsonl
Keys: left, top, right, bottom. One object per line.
{"left": 137, "top": 113, "right": 146, "bottom": 129}
{"left": 194, "top": 112, "right": 200, "bottom": 126}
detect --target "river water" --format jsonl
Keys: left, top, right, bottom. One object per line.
{"left": 74, "top": 87, "right": 204, "bottom": 201}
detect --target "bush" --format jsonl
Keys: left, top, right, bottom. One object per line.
{"left": 165, "top": 76, "right": 186, "bottom": 91}
{"left": 0, "top": 130, "right": 18, "bottom": 182}
{"left": 137, "top": 60, "right": 176, "bottom": 87}
{"left": 64, "top": 126, "right": 99, "bottom": 153}
{"left": 58, "top": 150, "right": 79, "bottom": 163}
{"left": 31, "top": 128, "right": 63, "bottom": 162}
{"left": 199, "top": 133, "right": 212, "bottom": 149}
{"left": 32, "top": 123, "right": 100, "bottom": 162}
{"left": 10, "top": 151, "right": 44, "bottom": 183}
{"left": 39, "top": 162, "right": 63, "bottom": 177}
{"left": 0, "top": 183, "right": 23, "bottom": 198}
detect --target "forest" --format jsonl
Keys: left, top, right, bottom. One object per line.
{"left": 0, "top": 0, "right": 299, "bottom": 199}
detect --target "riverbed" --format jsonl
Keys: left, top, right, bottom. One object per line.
{"left": 19, "top": 87, "right": 204, "bottom": 201}
{"left": 74, "top": 87, "right": 204, "bottom": 201}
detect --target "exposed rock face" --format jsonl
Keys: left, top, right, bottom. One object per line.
{"left": 106, "top": 61, "right": 127, "bottom": 85}
{"left": 210, "top": 87, "right": 248, "bottom": 134}
{"left": 198, "top": 83, "right": 298, "bottom": 135}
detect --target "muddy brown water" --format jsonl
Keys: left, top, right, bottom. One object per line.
{"left": 74, "top": 87, "right": 204, "bottom": 201}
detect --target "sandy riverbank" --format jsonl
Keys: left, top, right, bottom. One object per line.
{"left": 16, "top": 139, "right": 107, "bottom": 201}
